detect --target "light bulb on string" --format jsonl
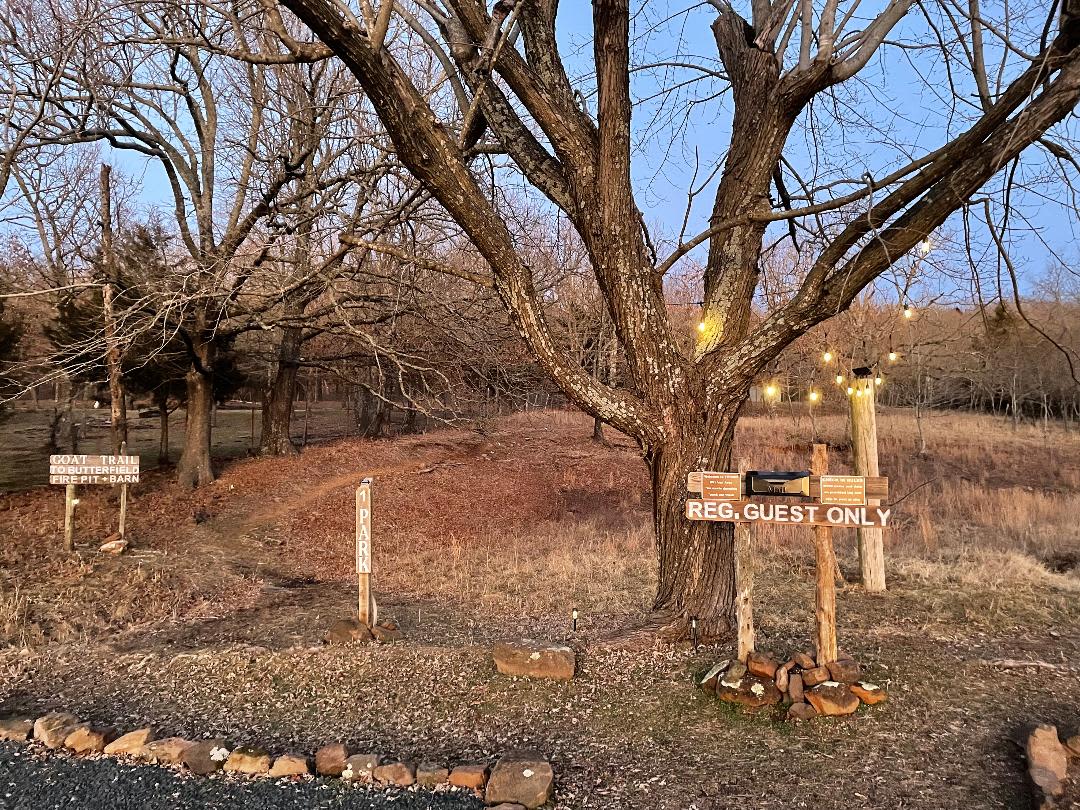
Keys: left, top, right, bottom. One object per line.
{"left": 855, "top": 388, "right": 863, "bottom": 397}
{"left": 875, "top": 376, "right": 884, "bottom": 386}
{"left": 765, "top": 383, "right": 778, "bottom": 399}
{"left": 919, "top": 237, "right": 932, "bottom": 256}
{"left": 846, "top": 386, "right": 854, "bottom": 396}
{"left": 822, "top": 350, "right": 833, "bottom": 364}
{"left": 835, "top": 374, "right": 844, "bottom": 385}
{"left": 903, "top": 304, "right": 914, "bottom": 319}
{"left": 888, "top": 349, "right": 898, "bottom": 362}
{"left": 808, "top": 390, "right": 819, "bottom": 403}
{"left": 697, "top": 320, "right": 706, "bottom": 333}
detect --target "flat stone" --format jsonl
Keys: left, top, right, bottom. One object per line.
{"left": 99, "top": 536, "right": 129, "bottom": 554}
{"left": 373, "top": 762, "right": 416, "bottom": 786}
{"left": 787, "top": 702, "right": 819, "bottom": 722}
{"left": 342, "top": 753, "right": 381, "bottom": 782}
{"left": 493, "top": 639, "right": 575, "bottom": 681}
{"left": 416, "top": 762, "right": 449, "bottom": 786}
{"left": 143, "top": 737, "right": 195, "bottom": 765}
{"left": 699, "top": 660, "right": 729, "bottom": 692}
{"left": 485, "top": 755, "right": 554, "bottom": 810}
{"left": 826, "top": 658, "right": 861, "bottom": 683}
{"left": 323, "top": 618, "right": 373, "bottom": 645}
{"left": 787, "top": 673, "right": 804, "bottom": 703}
{"left": 490, "top": 805, "right": 527, "bottom": 810}
{"left": 850, "top": 681, "right": 888, "bottom": 705}
{"left": 269, "top": 754, "right": 310, "bottom": 778}
{"left": 64, "top": 725, "right": 116, "bottom": 754}
{"left": 793, "top": 651, "right": 816, "bottom": 669}
{"left": 33, "top": 713, "right": 81, "bottom": 749}
{"left": 315, "top": 744, "right": 350, "bottom": 776}
{"left": 181, "top": 739, "right": 231, "bottom": 775}
{"left": 806, "top": 682, "right": 860, "bottom": 716}
{"left": 775, "top": 665, "right": 790, "bottom": 694}
{"left": 0, "top": 717, "right": 33, "bottom": 742}
{"left": 715, "top": 673, "right": 782, "bottom": 707}
{"left": 224, "top": 746, "right": 272, "bottom": 775}
{"left": 371, "top": 623, "right": 405, "bottom": 643}
{"left": 724, "top": 659, "right": 747, "bottom": 681}
{"left": 104, "top": 728, "right": 155, "bottom": 757}
{"left": 746, "top": 651, "right": 778, "bottom": 679}
{"left": 802, "top": 665, "right": 830, "bottom": 687}
{"left": 448, "top": 764, "right": 489, "bottom": 789}
{"left": 1027, "top": 724, "right": 1068, "bottom": 799}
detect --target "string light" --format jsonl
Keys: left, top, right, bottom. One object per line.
{"left": 875, "top": 375, "right": 884, "bottom": 386}
{"left": 919, "top": 237, "right": 932, "bottom": 256}
{"left": 765, "top": 383, "right": 778, "bottom": 399}
{"left": 855, "top": 388, "right": 864, "bottom": 397}
{"left": 822, "top": 350, "right": 833, "bottom": 363}
{"left": 846, "top": 386, "right": 854, "bottom": 395}
{"left": 697, "top": 320, "right": 706, "bottom": 333}
{"left": 888, "top": 350, "right": 898, "bottom": 362}
{"left": 835, "top": 374, "right": 845, "bottom": 385}
{"left": 808, "top": 390, "right": 819, "bottom": 403}
{"left": 903, "top": 304, "right": 914, "bottom": 319}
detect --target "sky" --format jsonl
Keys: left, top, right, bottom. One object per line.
{"left": 100, "top": 0, "right": 1077, "bottom": 303}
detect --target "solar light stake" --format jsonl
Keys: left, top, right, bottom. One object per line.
{"left": 572, "top": 607, "right": 579, "bottom": 633}
{"left": 690, "top": 616, "right": 699, "bottom": 650}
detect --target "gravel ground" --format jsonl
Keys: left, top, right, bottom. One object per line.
{"left": 0, "top": 744, "right": 482, "bottom": 810}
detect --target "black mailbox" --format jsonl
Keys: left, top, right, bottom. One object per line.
{"left": 746, "top": 470, "right": 811, "bottom": 497}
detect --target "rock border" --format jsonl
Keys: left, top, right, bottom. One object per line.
{"left": 0, "top": 712, "right": 552, "bottom": 809}
{"left": 699, "top": 649, "right": 888, "bottom": 720}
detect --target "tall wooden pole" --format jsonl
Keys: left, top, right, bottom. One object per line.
{"left": 356, "top": 478, "right": 373, "bottom": 626}
{"left": 118, "top": 440, "right": 129, "bottom": 540}
{"left": 733, "top": 456, "right": 755, "bottom": 660}
{"left": 100, "top": 164, "right": 128, "bottom": 454}
{"left": 63, "top": 484, "right": 76, "bottom": 552}
{"left": 811, "top": 443, "right": 838, "bottom": 664}
{"left": 850, "top": 373, "right": 886, "bottom": 592}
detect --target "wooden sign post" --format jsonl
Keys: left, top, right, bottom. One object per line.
{"left": 811, "top": 443, "right": 837, "bottom": 665}
{"left": 355, "top": 478, "right": 374, "bottom": 626}
{"left": 50, "top": 453, "right": 140, "bottom": 552}
{"left": 733, "top": 457, "right": 755, "bottom": 660}
{"left": 850, "top": 372, "right": 886, "bottom": 592}
{"left": 687, "top": 450, "right": 889, "bottom": 665}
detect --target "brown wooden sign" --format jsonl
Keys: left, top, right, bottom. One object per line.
{"left": 49, "top": 454, "right": 140, "bottom": 485}
{"left": 685, "top": 499, "right": 891, "bottom": 528}
{"left": 687, "top": 471, "right": 888, "bottom": 501}
{"left": 701, "top": 471, "right": 741, "bottom": 501}
{"left": 819, "top": 475, "right": 867, "bottom": 506}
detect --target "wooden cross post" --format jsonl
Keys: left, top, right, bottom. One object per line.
{"left": 811, "top": 443, "right": 838, "bottom": 665}
{"left": 733, "top": 456, "right": 755, "bottom": 660}
{"left": 63, "top": 484, "right": 76, "bottom": 552}
{"left": 118, "top": 440, "right": 129, "bottom": 541}
{"left": 356, "top": 478, "right": 374, "bottom": 626}
{"left": 850, "top": 373, "right": 886, "bottom": 591}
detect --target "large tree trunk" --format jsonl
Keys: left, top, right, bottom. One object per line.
{"left": 645, "top": 403, "right": 741, "bottom": 644}
{"left": 260, "top": 324, "right": 303, "bottom": 456}
{"left": 177, "top": 340, "right": 215, "bottom": 489}
{"left": 157, "top": 395, "right": 170, "bottom": 464}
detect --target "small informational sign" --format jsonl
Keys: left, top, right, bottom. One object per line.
{"left": 685, "top": 499, "right": 890, "bottom": 528}
{"left": 819, "top": 475, "right": 867, "bottom": 506}
{"left": 701, "top": 472, "right": 741, "bottom": 501}
{"left": 49, "top": 454, "right": 140, "bottom": 485}
{"left": 355, "top": 480, "right": 372, "bottom": 574}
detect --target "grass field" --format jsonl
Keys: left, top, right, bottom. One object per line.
{"left": 0, "top": 406, "right": 1078, "bottom": 808}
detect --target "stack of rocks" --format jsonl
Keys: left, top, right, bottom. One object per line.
{"left": 699, "top": 650, "right": 887, "bottom": 721}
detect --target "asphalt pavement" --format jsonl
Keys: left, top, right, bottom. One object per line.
{"left": 0, "top": 744, "right": 483, "bottom": 810}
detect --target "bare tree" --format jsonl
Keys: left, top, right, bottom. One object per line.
{"left": 233, "top": 0, "right": 1080, "bottom": 642}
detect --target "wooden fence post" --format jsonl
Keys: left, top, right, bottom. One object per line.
{"left": 356, "top": 478, "right": 373, "bottom": 626}
{"left": 63, "top": 484, "right": 76, "bottom": 552}
{"left": 850, "top": 373, "right": 887, "bottom": 592}
{"left": 734, "top": 456, "right": 755, "bottom": 660}
{"left": 811, "top": 443, "right": 838, "bottom": 664}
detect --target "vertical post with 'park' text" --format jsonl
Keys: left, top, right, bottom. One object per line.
{"left": 356, "top": 478, "right": 373, "bottom": 626}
